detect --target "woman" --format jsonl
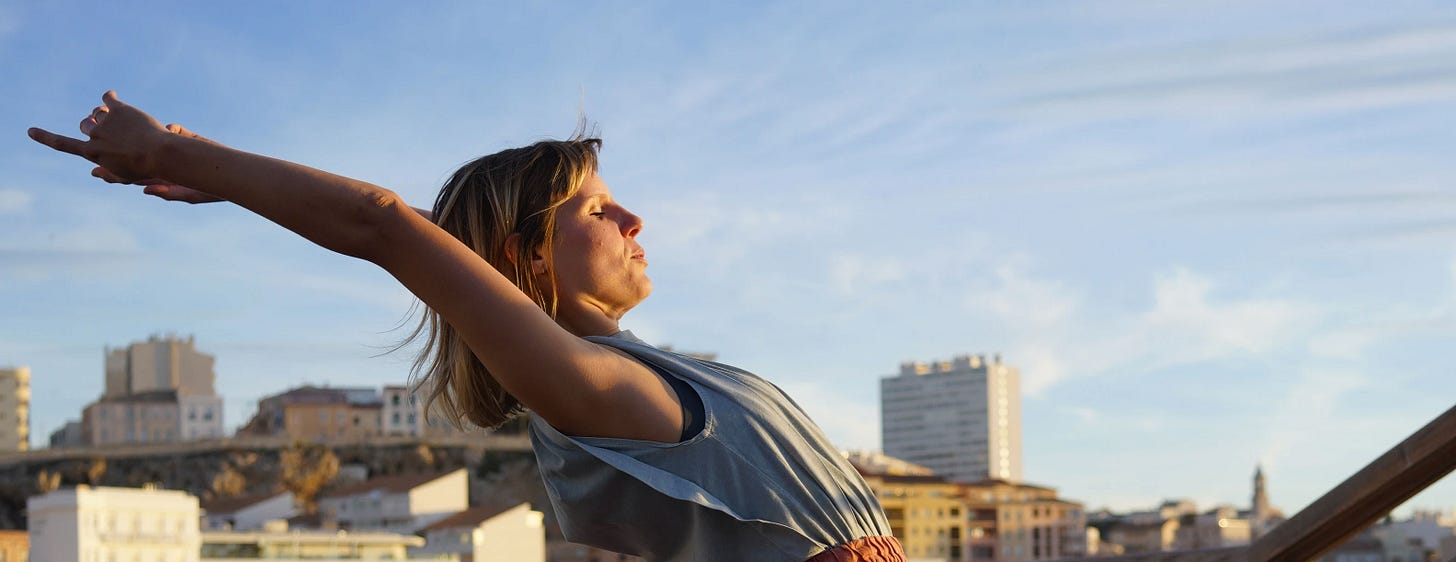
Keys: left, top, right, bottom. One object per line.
{"left": 30, "top": 92, "right": 905, "bottom": 561}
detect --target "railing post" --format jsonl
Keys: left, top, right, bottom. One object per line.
{"left": 1248, "top": 403, "right": 1456, "bottom": 561}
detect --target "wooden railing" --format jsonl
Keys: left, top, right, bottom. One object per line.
{"left": 1061, "top": 402, "right": 1456, "bottom": 562}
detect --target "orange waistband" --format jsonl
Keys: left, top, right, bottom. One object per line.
{"left": 805, "top": 535, "right": 907, "bottom": 562}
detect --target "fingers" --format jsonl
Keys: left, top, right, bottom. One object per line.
{"left": 139, "top": 184, "right": 224, "bottom": 204}
{"left": 27, "top": 127, "right": 88, "bottom": 158}
{"left": 80, "top": 105, "right": 109, "bottom": 136}
{"left": 90, "top": 166, "right": 134, "bottom": 184}
{"left": 101, "top": 90, "right": 129, "bottom": 111}
{"left": 141, "top": 184, "right": 172, "bottom": 197}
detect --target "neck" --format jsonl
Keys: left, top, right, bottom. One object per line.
{"left": 554, "top": 300, "right": 623, "bottom": 337}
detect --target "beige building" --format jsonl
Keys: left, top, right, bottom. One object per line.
{"left": 0, "top": 529, "right": 27, "bottom": 562}
{"left": 1096, "top": 499, "right": 1198, "bottom": 554}
{"left": 82, "top": 390, "right": 184, "bottom": 445}
{"left": 200, "top": 520, "right": 424, "bottom": 560}
{"left": 1171, "top": 506, "right": 1252, "bottom": 550}
{"left": 1093, "top": 468, "right": 1282, "bottom": 555}
{"left": 866, "top": 472, "right": 971, "bottom": 560}
{"left": 881, "top": 354, "right": 1023, "bottom": 483}
{"left": 27, "top": 484, "right": 201, "bottom": 562}
{"left": 104, "top": 334, "right": 215, "bottom": 399}
{"left": 965, "top": 479, "right": 1086, "bottom": 561}
{"left": 413, "top": 502, "right": 546, "bottom": 562}
{"left": 0, "top": 367, "right": 30, "bottom": 452}
{"left": 242, "top": 386, "right": 383, "bottom": 442}
{"left": 80, "top": 335, "right": 225, "bottom": 446}
{"left": 855, "top": 457, "right": 1084, "bottom": 561}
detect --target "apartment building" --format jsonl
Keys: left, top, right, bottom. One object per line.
{"left": 241, "top": 386, "right": 383, "bottom": 442}
{"left": 0, "top": 366, "right": 30, "bottom": 452}
{"left": 381, "top": 385, "right": 424, "bottom": 437}
{"left": 881, "top": 353, "right": 1022, "bottom": 483}
{"left": 964, "top": 479, "right": 1086, "bottom": 561}
{"left": 78, "top": 335, "right": 225, "bottom": 446}
{"left": 855, "top": 455, "right": 1085, "bottom": 562}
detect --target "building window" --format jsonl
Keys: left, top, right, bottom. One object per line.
{"left": 392, "top": 395, "right": 401, "bottom": 406}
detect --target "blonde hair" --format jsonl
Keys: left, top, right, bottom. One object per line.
{"left": 407, "top": 135, "right": 602, "bottom": 429}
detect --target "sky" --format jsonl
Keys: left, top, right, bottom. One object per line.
{"left": 3, "top": 2, "right": 1455, "bottom": 517}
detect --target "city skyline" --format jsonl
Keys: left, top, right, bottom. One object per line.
{"left": 3, "top": 2, "right": 1456, "bottom": 518}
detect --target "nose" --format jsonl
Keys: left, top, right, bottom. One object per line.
{"left": 621, "top": 208, "right": 644, "bottom": 238}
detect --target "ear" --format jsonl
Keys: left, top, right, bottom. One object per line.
{"left": 503, "top": 233, "right": 549, "bottom": 276}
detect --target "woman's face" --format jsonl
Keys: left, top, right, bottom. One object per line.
{"left": 545, "top": 172, "right": 651, "bottom": 327}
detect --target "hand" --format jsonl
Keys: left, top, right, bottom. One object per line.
{"left": 28, "top": 90, "right": 170, "bottom": 182}
{"left": 90, "top": 124, "right": 226, "bottom": 204}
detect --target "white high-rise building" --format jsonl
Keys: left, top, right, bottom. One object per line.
{"left": 880, "top": 353, "right": 1022, "bottom": 483}
{"left": 0, "top": 366, "right": 30, "bottom": 452}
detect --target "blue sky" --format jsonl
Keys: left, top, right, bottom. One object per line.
{"left": 4, "top": 2, "right": 1455, "bottom": 516}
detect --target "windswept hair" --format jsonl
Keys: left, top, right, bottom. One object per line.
{"left": 405, "top": 133, "right": 602, "bottom": 429}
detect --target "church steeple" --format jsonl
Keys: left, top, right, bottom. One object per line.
{"left": 1252, "top": 464, "right": 1272, "bottom": 537}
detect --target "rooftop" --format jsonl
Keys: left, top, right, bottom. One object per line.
{"left": 321, "top": 469, "right": 461, "bottom": 499}
{"left": 417, "top": 503, "right": 522, "bottom": 532}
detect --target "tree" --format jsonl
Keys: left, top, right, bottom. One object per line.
{"left": 210, "top": 465, "right": 247, "bottom": 499}
{"left": 36, "top": 470, "right": 60, "bottom": 494}
{"left": 86, "top": 458, "right": 106, "bottom": 485}
{"left": 279, "top": 441, "right": 339, "bottom": 513}
{"left": 414, "top": 443, "right": 436, "bottom": 468}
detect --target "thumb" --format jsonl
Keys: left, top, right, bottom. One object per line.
{"left": 165, "top": 123, "right": 212, "bottom": 143}
{"left": 101, "top": 90, "right": 131, "bottom": 111}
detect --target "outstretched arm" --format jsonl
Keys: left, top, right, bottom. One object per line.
{"left": 91, "top": 125, "right": 436, "bottom": 222}
{"left": 29, "top": 92, "right": 681, "bottom": 442}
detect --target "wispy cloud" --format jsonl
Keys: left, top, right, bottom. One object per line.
{"left": 1001, "top": 23, "right": 1456, "bottom": 124}
{"left": 0, "top": 223, "right": 142, "bottom": 281}
{"left": 1188, "top": 190, "right": 1456, "bottom": 217}
{"left": 966, "top": 266, "right": 1319, "bottom": 395}
{"left": 0, "top": 189, "right": 31, "bottom": 214}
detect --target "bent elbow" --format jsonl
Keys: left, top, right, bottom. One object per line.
{"left": 337, "top": 189, "right": 413, "bottom": 261}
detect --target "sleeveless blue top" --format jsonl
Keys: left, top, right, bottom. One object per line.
{"left": 529, "top": 331, "right": 892, "bottom": 561}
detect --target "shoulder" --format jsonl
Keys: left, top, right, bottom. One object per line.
{"left": 537, "top": 337, "right": 686, "bottom": 444}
